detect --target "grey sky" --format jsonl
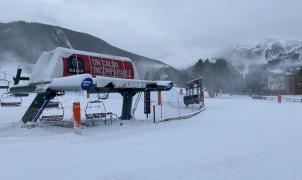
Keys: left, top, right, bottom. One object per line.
{"left": 1, "top": 0, "right": 302, "bottom": 68}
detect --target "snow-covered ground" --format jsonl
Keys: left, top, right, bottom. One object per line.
{"left": 1, "top": 92, "right": 302, "bottom": 180}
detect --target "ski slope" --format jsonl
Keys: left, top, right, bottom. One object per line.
{"left": 0, "top": 94, "right": 302, "bottom": 180}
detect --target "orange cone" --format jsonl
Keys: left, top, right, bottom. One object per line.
{"left": 73, "top": 101, "right": 81, "bottom": 133}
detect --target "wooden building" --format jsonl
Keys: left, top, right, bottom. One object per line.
{"left": 267, "top": 73, "right": 302, "bottom": 94}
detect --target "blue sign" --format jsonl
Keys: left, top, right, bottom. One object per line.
{"left": 81, "top": 78, "right": 93, "bottom": 90}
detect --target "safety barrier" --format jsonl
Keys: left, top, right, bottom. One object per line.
{"left": 158, "top": 108, "right": 206, "bottom": 123}
{"left": 254, "top": 95, "right": 302, "bottom": 103}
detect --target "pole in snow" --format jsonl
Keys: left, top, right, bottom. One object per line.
{"left": 200, "top": 90, "right": 204, "bottom": 107}
{"left": 158, "top": 91, "right": 163, "bottom": 118}
{"left": 161, "top": 104, "right": 163, "bottom": 118}
{"left": 278, "top": 95, "right": 282, "bottom": 103}
{"left": 153, "top": 105, "right": 156, "bottom": 124}
{"left": 144, "top": 89, "right": 151, "bottom": 119}
{"left": 73, "top": 101, "right": 81, "bottom": 135}
{"left": 178, "top": 100, "right": 181, "bottom": 120}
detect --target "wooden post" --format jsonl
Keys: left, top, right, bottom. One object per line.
{"left": 158, "top": 91, "right": 162, "bottom": 118}
{"left": 158, "top": 91, "right": 162, "bottom": 105}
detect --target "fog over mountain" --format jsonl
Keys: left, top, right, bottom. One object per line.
{"left": 218, "top": 39, "right": 302, "bottom": 76}
{"left": 1, "top": 0, "right": 302, "bottom": 68}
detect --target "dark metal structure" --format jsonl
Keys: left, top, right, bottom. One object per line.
{"left": 183, "top": 77, "right": 203, "bottom": 107}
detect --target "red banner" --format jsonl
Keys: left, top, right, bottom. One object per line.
{"left": 63, "top": 54, "right": 134, "bottom": 79}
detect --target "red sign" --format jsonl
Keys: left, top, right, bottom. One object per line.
{"left": 63, "top": 54, "right": 135, "bottom": 79}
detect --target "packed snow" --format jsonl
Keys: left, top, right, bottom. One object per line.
{"left": 0, "top": 89, "right": 302, "bottom": 180}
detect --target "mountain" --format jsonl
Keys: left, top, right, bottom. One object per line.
{"left": 222, "top": 39, "right": 302, "bottom": 75}
{"left": 0, "top": 21, "right": 183, "bottom": 84}
{"left": 230, "top": 39, "right": 302, "bottom": 59}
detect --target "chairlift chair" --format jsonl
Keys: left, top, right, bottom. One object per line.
{"left": 39, "top": 100, "right": 65, "bottom": 123}
{"left": 97, "top": 93, "right": 109, "bottom": 100}
{"left": 0, "top": 73, "right": 10, "bottom": 89}
{"left": 0, "top": 93, "right": 22, "bottom": 107}
{"left": 0, "top": 79, "right": 9, "bottom": 89}
{"left": 85, "top": 99, "right": 117, "bottom": 126}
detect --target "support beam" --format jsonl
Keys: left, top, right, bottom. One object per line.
{"left": 13, "top": 68, "right": 30, "bottom": 85}
{"left": 120, "top": 91, "right": 136, "bottom": 120}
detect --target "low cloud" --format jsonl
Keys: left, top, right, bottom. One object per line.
{"left": 1, "top": 0, "right": 302, "bottom": 67}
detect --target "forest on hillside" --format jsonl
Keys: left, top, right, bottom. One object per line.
{"left": 184, "top": 59, "right": 258, "bottom": 94}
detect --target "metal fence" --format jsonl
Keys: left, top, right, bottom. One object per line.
{"left": 254, "top": 95, "right": 302, "bottom": 103}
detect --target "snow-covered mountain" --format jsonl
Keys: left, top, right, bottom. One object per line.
{"left": 222, "top": 39, "right": 302, "bottom": 75}
{"left": 0, "top": 21, "right": 183, "bottom": 84}
{"left": 229, "top": 39, "right": 302, "bottom": 60}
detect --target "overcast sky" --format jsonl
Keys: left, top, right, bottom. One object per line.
{"left": 0, "top": 0, "right": 302, "bottom": 68}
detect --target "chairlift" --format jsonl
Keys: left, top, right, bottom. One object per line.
{"left": 0, "top": 73, "right": 10, "bottom": 89}
{"left": 39, "top": 100, "right": 65, "bottom": 123}
{"left": 0, "top": 93, "right": 22, "bottom": 107}
{"left": 0, "top": 79, "right": 9, "bottom": 89}
{"left": 97, "top": 93, "right": 109, "bottom": 100}
{"left": 85, "top": 99, "right": 117, "bottom": 126}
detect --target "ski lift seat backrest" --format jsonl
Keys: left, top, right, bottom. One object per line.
{"left": 89, "top": 100, "right": 102, "bottom": 104}
{"left": 98, "top": 93, "right": 109, "bottom": 100}
{"left": 0, "top": 93, "right": 22, "bottom": 107}
{"left": 0, "top": 79, "right": 9, "bottom": 89}
{"left": 85, "top": 100, "right": 107, "bottom": 118}
{"left": 1, "top": 101, "right": 22, "bottom": 107}
{"left": 46, "top": 101, "right": 60, "bottom": 108}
